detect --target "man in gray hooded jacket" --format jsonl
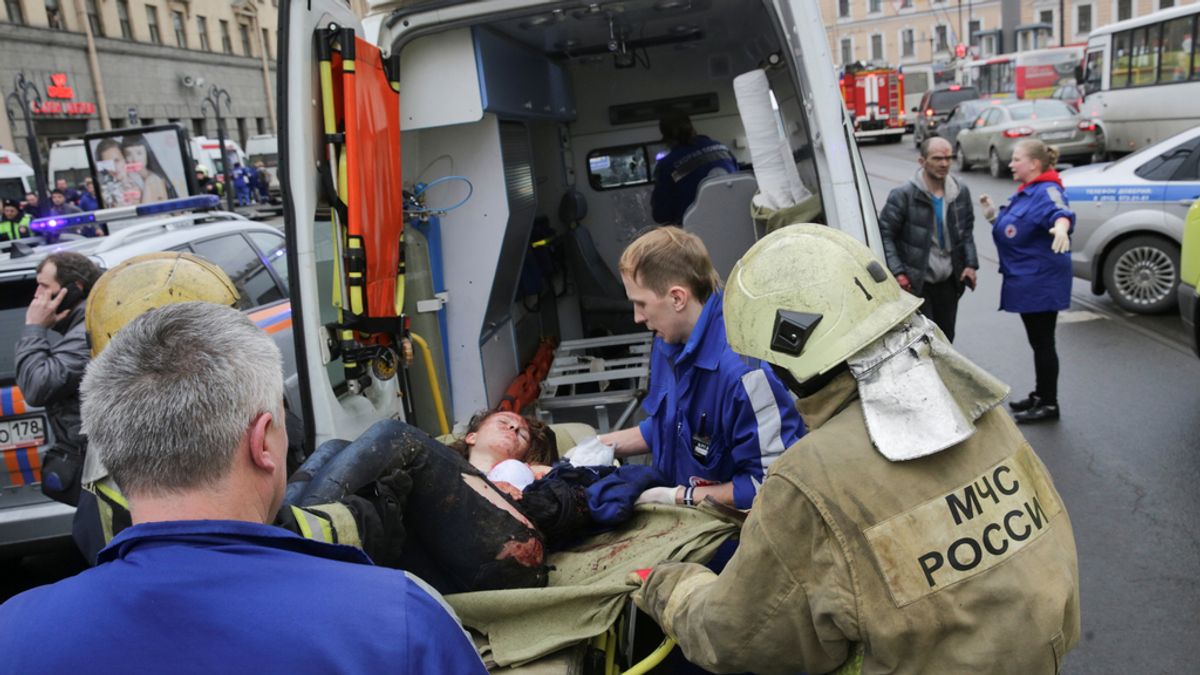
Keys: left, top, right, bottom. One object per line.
{"left": 15, "top": 252, "right": 101, "bottom": 506}
{"left": 878, "top": 137, "right": 978, "bottom": 342}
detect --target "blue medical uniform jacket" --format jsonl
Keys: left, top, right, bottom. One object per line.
{"left": 639, "top": 292, "right": 805, "bottom": 509}
{"left": 992, "top": 173, "right": 1076, "bottom": 313}
{"left": 0, "top": 520, "right": 487, "bottom": 674}
{"left": 651, "top": 136, "right": 738, "bottom": 224}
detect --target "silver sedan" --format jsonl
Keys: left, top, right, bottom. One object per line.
{"left": 955, "top": 99, "right": 1100, "bottom": 178}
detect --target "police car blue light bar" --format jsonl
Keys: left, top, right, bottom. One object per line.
{"left": 29, "top": 195, "right": 221, "bottom": 232}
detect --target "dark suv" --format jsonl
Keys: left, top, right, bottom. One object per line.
{"left": 912, "top": 85, "right": 980, "bottom": 148}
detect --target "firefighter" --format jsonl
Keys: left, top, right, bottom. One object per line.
{"left": 632, "top": 225, "right": 1080, "bottom": 674}
{"left": 75, "top": 252, "right": 400, "bottom": 564}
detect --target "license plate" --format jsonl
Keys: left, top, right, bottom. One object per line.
{"left": 0, "top": 416, "right": 47, "bottom": 450}
{"left": 1042, "top": 131, "right": 1073, "bottom": 140}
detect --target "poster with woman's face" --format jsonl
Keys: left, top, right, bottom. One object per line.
{"left": 87, "top": 127, "right": 190, "bottom": 208}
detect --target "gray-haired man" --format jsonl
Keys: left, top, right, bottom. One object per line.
{"left": 0, "top": 302, "right": 486, "bottom": 673}
{"left": 878, "top": 136, "right": 979, "bottom": 342}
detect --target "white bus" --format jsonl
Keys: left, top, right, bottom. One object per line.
{"left": 1080, "top": 3, "right": 1200, "bottom": 157}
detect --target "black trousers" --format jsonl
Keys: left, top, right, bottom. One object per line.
{"left": 1020, "top": 311, "right": 1059, "bottom": 405}
{"left": 919, "top": 279, "right": 961, "bottom": 342}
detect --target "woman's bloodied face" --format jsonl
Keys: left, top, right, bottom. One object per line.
{"left": 466, "top": 412, "right": 532, "bottom": 462}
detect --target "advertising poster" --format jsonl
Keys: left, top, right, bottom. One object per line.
{"left": 85, "top": 125, "right": 193, "bottom": 208}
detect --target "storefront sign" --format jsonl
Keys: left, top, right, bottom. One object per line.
{"left": 47, "top": 73, "right": 74, "bottom": 99}
{"left": 32, "top": 73, "right": 94, "bottom": 116}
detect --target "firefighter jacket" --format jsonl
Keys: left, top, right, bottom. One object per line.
{"left": 0, "top": 520, "right": 487, "bottom": 674}
{"left": 636, "top": 371, "right": 1081, "bottom": 675}
{"left": 638, "top": 291, "right": 805, "bottom": 508}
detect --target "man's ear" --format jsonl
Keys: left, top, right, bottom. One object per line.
{"left": 667, "top": 285, "right": 689, "bottom": 312}
{"left": 248, "top": 412, "right": 279, "bottom": 472}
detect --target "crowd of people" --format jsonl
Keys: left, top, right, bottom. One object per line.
{"left": 194, "top": 160, "right": 273, "bottom": 206}
{"left": 0, "top": 112, "right": 1083, "bottom": 675}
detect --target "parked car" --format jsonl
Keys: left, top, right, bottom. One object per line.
{"left": 912, "top": 85, "right": 979, "bottom": 148}
{"left": 955, "top": 99, "right": 1099, "bottom": 178}
{"left": 1180, "top": 199, "right": 1200, "bottom": 357}
{"left": 936, "top": 99, "right": 1002, "bottom": 147}
{"left": 1062, "top": 125, "right": 1200, "bottom": 314}
{"left": 0, "top": 200, "right": 296, "bottom": 557}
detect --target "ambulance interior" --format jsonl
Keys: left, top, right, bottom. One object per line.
{"left": 292, "top": 0, "right": 837, "bottom": 442}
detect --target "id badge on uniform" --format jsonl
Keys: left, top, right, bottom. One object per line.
{"left": 691, "top": 434, "right": 711, "bottom": 463}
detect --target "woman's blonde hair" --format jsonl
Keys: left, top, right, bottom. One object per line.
{"left": 1015, "top": 139, "right": 1060, "bottom": 172}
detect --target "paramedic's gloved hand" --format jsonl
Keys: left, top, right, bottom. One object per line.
{"left": 979, "top": 194, "right": 997, "bottom": 222}
{"left": 636, "top": 486, "right": 680, "bottom": 506}
{"left": 1050, "top": 219, "right": 1071, "bottom": 254}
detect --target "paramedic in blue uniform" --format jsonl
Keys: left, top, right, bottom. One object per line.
{"left": 599, "top": 227, "right": 804, "bottom": 511}
{"left": 981, "top": 138, "right": 1074, "bottom": 424}
{"left": 650, "top": 110, "right": 738, "bottom": 224}
{"left": 0, "top": 302, "right": 487, "bottom": 674}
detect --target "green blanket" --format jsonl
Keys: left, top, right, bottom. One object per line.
{"left": 446, "top": 504, "right": 739, "bottom": 667}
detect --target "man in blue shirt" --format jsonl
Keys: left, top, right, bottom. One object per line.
{"left": 650, "top": 111, "right": 738, "bottom": 225}
{"left": 599, "top": 227, "right": 804, "bottom": 510}
{"left": 0, "top": 302, "right": 486, "bottom": 674}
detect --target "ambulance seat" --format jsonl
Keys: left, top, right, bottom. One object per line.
{"left": 681, "top": 172, "right": 759, "bottom": 281}
{"left": 558, "top": 190, "right": 636, "bottom": 335}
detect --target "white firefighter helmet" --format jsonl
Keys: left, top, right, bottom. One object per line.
{"left": 86, "top": 252, "right": 240, "bottom": 356}
{"left": 723, "top": 224, "right": 922, "bottom": 383}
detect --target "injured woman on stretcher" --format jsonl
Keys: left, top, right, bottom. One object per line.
{"left": 280, "top": 411, "right": 672, "bottom": 595}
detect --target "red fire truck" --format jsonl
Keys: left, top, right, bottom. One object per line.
{"left": 839, "top": 64, "right": 907, "bottom": 143}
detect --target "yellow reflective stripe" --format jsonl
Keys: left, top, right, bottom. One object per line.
{"left": 291, "top": 505, "right": 315, "bottom": 538}
{"left": 91, "top": 479, "right": 128, "bottom": 544}
{"left": 309, "top": 503, "right": 361, "bottom": 549}
{"left": 290, "top": 505, "right": 337, "bottom": 544}
{"left": 829, "top": 643, "right": 865, "bottom": 675}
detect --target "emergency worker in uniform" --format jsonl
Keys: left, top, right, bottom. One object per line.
{"left": 633, "top": 225, "right": 1080, "bottom": 675}
{"left": 0, "top": 301, "right": 486, "bottom": 673}
{"left": 599, "top": 227, "right": 804, "bottom": 511}
{"left": 1, "top": 199, "right": 32, "bottom": 240}
{"left": 650, "top": 110, "right": 738, "bottom": 224}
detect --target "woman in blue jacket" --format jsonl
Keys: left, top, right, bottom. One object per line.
{"left": 981, "top": 139, "right": 1074, "bottom": 423}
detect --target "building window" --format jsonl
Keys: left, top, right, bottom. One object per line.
{"left": 85, "top": 0, "right": 104, "bottom": 36}
{"left": 192, "top": 118, "right": 206, "bottom": 137}
{"left": 1075, "top": 4, "right": 1093, "bottom": 36}
{"left": 935, "top": 24, "right": 949, "bottom": 52}
{"left": 838, "top": 0, "right": 850, "bottom": 18}
{"left": 968, "top": 19, "right": 982, "bottom": 46}
{"left": 899, "top": 0, "right": 912, "bottom": 8}
{"left": 901, "top": 28, "right": 915, "bottom": 57}
{"left": 868, "top": 0, "right": 881, "bottom": 14}
{"left": 238, "top": 21, "right": 252, "bottom": 56}
{"left": 840, "top": 37, "right": 853, "bottom": 64}
{"left": 172, "top": 10, "right": 187, "bottom": 48}
{"left": 117, "top": 0, "right": 132, "bottom": 39}
{"left": 1116, "top": 0, "right": 1133, "bottom": 22}
{"left": 197, "top": 15, "right": 210, "bottom": 51}
{"left": 1039, "top": 9, "right": 1053, "bottom": 26}
{"left": 219, "top": 19, "right": 233, "bottom": 53}
{"left": 870, "top": 33, "right": 884, "bottom": 61}
{"left": 261, "top": 27, "right": 271, "bottom": 60}
{"left": 5, "top": 0, "right": 25, "bottom": 24}
{"left": 45, "top": 0, "right": 64, "bottom": 29}
{"left": 1159, "top": 0, "right": 1175, "bottom": 7}
{"left": 256, "top": 117, "right": 266, "bottom": 134}
{"left": 145, "top": 5, "right": 161, "bottom": 44}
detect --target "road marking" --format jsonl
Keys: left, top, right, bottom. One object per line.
{"left": 1058, "top": 310, "right": 1104, "bottom": 324}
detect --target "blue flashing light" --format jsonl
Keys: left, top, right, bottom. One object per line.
{"left": 30, "top": 212, "right": 97, "bottom": 232}
{"left": 135, "top": 195, "right": 220, "bottom": 216}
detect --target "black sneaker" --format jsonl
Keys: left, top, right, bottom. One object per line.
{"left": 1009, "top": 392, "right": 1041, "bottom": 412}
{"left": 1013, "top": 403, "right": 1060, "bottom": 424}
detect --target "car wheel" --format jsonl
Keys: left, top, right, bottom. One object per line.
{"left": 1102, "top": 235, "right": 1181, "bottom": 314}
{"left": 956, "top": 144, "right": 971, "bottom": 171}
{"left": 988, "top": 148, "right": 1006, "bottom": 178}
{"left": 914, "top": 130, "right": 923, "bottom": 149}
{"left": 1091, "top": 128, "right": 1109, "bottom": 164}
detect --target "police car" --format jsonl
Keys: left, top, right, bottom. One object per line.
{"left": 0, "top": 197, "right": 296, "bottom": 557}
{"left": 1063, "top": 125, "right": 1200, "bottom": 314}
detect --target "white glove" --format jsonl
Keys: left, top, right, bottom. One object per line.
{"left": 636, "top": 486, "right": 681, "bottom": 506}
{"left": 979, "top": 194, "right": 997, "bottom": 223}
{"left": 1050, "top": 221, "right": 1071, "bottom": 254}
{"left": 567, "top": 436, "right": 616, "bottom": 467}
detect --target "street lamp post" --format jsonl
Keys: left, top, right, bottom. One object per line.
{"left": 5, "top": 73, "right": 49, "bottom": 216}
{"left": 201, "top": 85, "right": 235, "bottom": 211}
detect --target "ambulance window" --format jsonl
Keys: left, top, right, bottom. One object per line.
{"left": 246, "top": 231, "right": 289, "bottom": 293}
{"left": 586, "top": 144, "right": 652, "bottom": 190}
{"left": 191, "top": 234, "right": 284, "bottom": 308}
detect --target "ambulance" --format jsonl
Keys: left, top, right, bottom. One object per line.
{"left": 280, "top": 0, "right": 882, "bottom": 450}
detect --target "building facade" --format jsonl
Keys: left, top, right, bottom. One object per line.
{"left": 1, "top": 0, "right": 278, "bottom": 166}
{"left": 822, "top": 0, "right": 1195, "bottom": 70}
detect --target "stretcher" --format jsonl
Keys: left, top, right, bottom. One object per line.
{"left": 536, "top": 334, "right": 653, "bottom": 433}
